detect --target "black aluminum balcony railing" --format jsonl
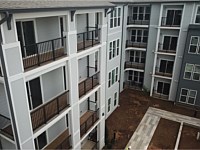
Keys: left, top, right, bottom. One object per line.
{"left": 0, "top": 114, "right": 14, "bottom": 140}
{"left": 79, "top": 72, "right": 100, "bottom": 98}
{"left": 31, "top": 91, "right": 70, "bottom": 131}
{"left": 152, "top": 90, "right": 169, "bottom": 100}
{"left": 124, "top": 81, "right": 143, "bottom": 90}
{"left": 127, "top": 16, "right": 149, "bottom": 25}
{"left": 23, "top": 37, "right": 66, "bottom": 70}
{"left": 161, "top": 17, "right": 181, "bottom": 27}
{"left": 77, "top": 29, "right": 101, "bottom": 52}
{"left": 0, "top": 67, "right": 3, "bottom": 77}
{"left": 155, "top": 67, "right": 173, "bottom": 77}
{"left": 126, "top": 40, "right": 147, "bottom": 49}
{"left": 158, "top": 43, "right": 176, "bottom": 54}
{"left": 124, "top": 61, "right": 145, "bottom": 70}
{"left": 80, "top": 109, "right": 99, "bottom": 138}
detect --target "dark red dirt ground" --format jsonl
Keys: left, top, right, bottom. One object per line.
{"left": 178, "top": 125, "right": 200, "bottom": 149}
{"left": 148, "top": 118, "right": 180, "bottom": 149}
{"left": 105, "top": 89, "right": 200, "bottom": 149}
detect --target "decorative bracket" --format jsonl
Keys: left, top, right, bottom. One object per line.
{"left": 70, "top": 10, "right": 76, "bottom": 22}
{"left": 7, "top": 14, "right": 12, "bottom": 30}
{"left": 104, "top": 8, "right": 108, "bottom": 17}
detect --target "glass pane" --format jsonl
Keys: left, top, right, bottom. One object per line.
{"left": 195, "top": 65, "right": 200, "bottom": 73}
{"left": 133, "top": 7, "right": 138, "bottom": 13}
{"left": 188, "top": 97, "right": 195, "bottom": 104}
{"left": 191, "top": 37, "right": 198, "bottom": 45}
{"left": 184, "top": 72, "right": 192, "bottom": 79}
{"left": 157, "top": 82, "right": 163, "bottom": 93}
{"left": 180, "top": 96, "right": 187, "bottom": 102}
{"left": 132, "top": 30, "right": 136, "bottom": 35}
{"left": 139, "top": 7, "right": 144, "bottom": 13}
{"left": 193, "top": 73, "right": 200, "bottom": 80}
{"left": 181, "top": 89, "right": 188, "bottom": 96}
{"left": 146, "top": 7, "right": 151, "bottom": 13}
{"left": 185, "top": 64, "right": 193, "bottom": 72}
{"left": 195, "top": 15, "right": 200, "bottom": 23}
{"left": 197, "top": 6, "right": 200, "bottom": 14}
{"left": 145, "top": 14, "right": 150, "bottom": 20}
{"left": 189, "top": 90, "right": 196, "bottom": 97}
{"left": 118, "top": 8, "right": 121, "bottom": 17}
{"left": 137, "top": 30, "right": 142, "bottom": 36}
{"left": 137, "top": 36, "right": 142, "bottom": 42}
{"left": 38, "top": 132, "right": 47, "bottom": 149}
{"left": 139, "top": 14, "right": 143, "bottom": 20}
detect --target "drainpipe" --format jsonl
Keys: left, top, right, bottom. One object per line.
{"left": 0, "top": 12, "right": 21, "bottom": 149}
{"left": 118, "top": 4, "right": 127, "bottom": 93}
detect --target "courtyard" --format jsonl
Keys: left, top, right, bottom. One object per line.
{"left": 105, "top": 89, "right": 200, "bottom": 149}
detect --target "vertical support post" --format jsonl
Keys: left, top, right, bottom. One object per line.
{"left": 83, "top": 33, "right": 86, "bottom": 50}
{"left": 57, "top": 98, "right": 59, "bottom": 114}
{"left": 35, "top": 44, "right": 40, "bottom": 66}
{"left": 92, "top": 30, "right": 94, "bottom": 47}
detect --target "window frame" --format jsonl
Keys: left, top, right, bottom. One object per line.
{"left": 195, "top": 5, "right": 200, "bottom": 24}
{"left": 179, "top": 88, "right": 197, "bottom": 105}
{"left": 184, "top": 63, "right": 194, "bottom": 80}
{"left": 114, "top": 92, "right": 117, "bottom": 106}
{"left": 108, "top": 98, "right": 111, "bottom": 112}
{"left": 192, "top": 64, "right": 200, "bottom": 81}
{"left": 188, "top": 36, "right": 200, "bottom": 54}
{"left": 110, "top": 8, "right": 121, "bottom": 28}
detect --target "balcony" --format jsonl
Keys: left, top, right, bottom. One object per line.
{"left": 124, "top": 81, "right": 143, "bottom": 90}
{"left": 158, "top": 43, "right": 176, "bottom": 54}
{"left": 161, "top": 17, "right": 181, "bottom": 27}
{"left": 44, "top": 129, "right": 72, "bottom": 149}
{"left": 22, "top": 37, "right": 67, "bottom": 71}
{"left": 155, "top": 67, "right": 173, "bottom": 78}
{"left": 80, "top": 110, "right": 99, "bottom": 138}
{"left": 127, "top": 16, "right": 149, "bottom": 25}
{"left": 0, "top": 114, "right": 14, "bottom": 140}
{"left": 79, "top": 72, "right": 100, "bottom": 98}
{"left": 152, "top": 90, "right": 169, "bottom": 100}
{"left": 31, "top": 91, "right": 70, "bottom": 131}
{"left": 124, "top": 61, "right": 145, "bottom": 70}
{"left": 126, "top": 40, "right": 147, "bottom": 49}
{"left": 77, "top": 29, "right": 101, "bottom": 52}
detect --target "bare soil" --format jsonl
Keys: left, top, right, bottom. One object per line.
{"left": 178, "top": 125, "right": 200, "bottom": 149}
{"left": 148, "top": 118, "right": 180, "bottom": 149}
{"left": 105, "top": 89, "right": 200, "bottom": 149}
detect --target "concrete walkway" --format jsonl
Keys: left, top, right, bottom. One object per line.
{"left": 126, "top": 107, "right": 200, "bottom": 150}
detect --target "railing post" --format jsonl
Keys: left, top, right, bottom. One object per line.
{"left": 43, "top": 107, "right": 47, "bottom": 124}
{"left": 57, "top": 98, "right": 59, "bottom": 114}
{"left": 84, "top": 81, "right": 86, "bottom": 95}
{"left": 52, "top": 40, "right": 56, "bottom": 60}
{"left": 92, "top": 30, "right": 94, "bottom": 47}
{"left": 85, "top": 122, "right": 87, "bottom": 134}
{"left": 92, "top": 75, "right": 94, "bottom": 89}
{"left": 35, "top": 44, "right": 40, "bottom": 66}
{"left": 83, "top": 33, "right": 86, "bottom": 50}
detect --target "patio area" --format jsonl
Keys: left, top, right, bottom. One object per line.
{"left": 105, "top": 89, "right": 200, "bottom": 149}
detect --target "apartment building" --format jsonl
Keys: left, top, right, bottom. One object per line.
{"left": 0, "top": 1, "right": 115, "bottom": 149}
{"left": 0, "top": 0, "right": 200, "bottom": 150}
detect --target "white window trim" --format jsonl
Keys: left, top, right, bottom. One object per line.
{"left": 132, "top": 6, "right": 150, "bottom": 21}
{"left": 155, "top": 80, "right": 170, "bottom": 96}
{"left": 192, "top": 64, "right": 200, "bottom": 81}
{"left": 183, "top": 63, "right": 194, "bottom": 80}
{"left": 194, "top": 5, "right": 200, "bottom": 24}
{"left": 179, "top": 88, "right": 197, "bottom": 105}
{"left": 188, "top": 36, "right": 200, "bottom": 54}
{"left": 131, "top": 29, "right": 148, "bottom": 43}
{"left": 110, "top": 7, "right": 121, "bottom": 29}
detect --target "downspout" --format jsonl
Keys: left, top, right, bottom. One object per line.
{"left": 118, "top": 4, "right": 127, "bottom": 92}
{"left": 0, "top": 12, "right": 21, "bottom": 149}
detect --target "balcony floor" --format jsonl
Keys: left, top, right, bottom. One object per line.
{"left": 82, "top": 140, "right": 96, "bottom": 150}
{"left": 0, "top": 124, "right": 14, "bottom": 140}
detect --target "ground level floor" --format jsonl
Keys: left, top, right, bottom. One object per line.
{"left": 105, "top": 89, "right": 200, "bottom": 149}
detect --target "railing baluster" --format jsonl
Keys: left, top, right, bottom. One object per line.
{"left": 52, "top": 40, "right": 55, "bottom": 61}
{"left": 83, "top": 33, "right": 86, "bottom": 50}
{"left": 57, "top": 98, "right": 59, "bottom": 114}
{"left": 43, "top": 106, "right": 47, "bottom": 124}
{"left": 84, "top": 81, "right": 86, "bottom": 95}
{"left": 35, "top": 44, "right": 40, "bottom": 66}
{"left": 92, "top": 75, "right": 94, "bottom": 89}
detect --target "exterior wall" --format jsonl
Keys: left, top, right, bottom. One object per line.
{"left": 176, "top": 25, "right": 200, "bottom": 106}
{"left": 105, "top": 5, "right": 123, "bottom": 118}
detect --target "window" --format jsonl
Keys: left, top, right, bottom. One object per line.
{"left": 184, "top": 64, "right": 194, "bottom": 80}
{"left": 109, "top": 39, "right": 120, "bottom": 60}
{"left": 131, "top": 29, "right": 148, "bottom": 43}
{"left": 157, "top": 82, "right": 170, "bottom": 95}
{"left": 110, "top": 8, "right": 121, "bottom": 28}
{"left": 34, "top": 132, "right": 47, "bottom": 149}
{"left": 108, "top": 72, "right": 111, "bottom": 87}
{"left": 179, "top": 88, "right": 197, "bottom": 105}
{"left": 115, "top": 67, "right": 118, "bottom": 82}
{"left": 193, "top": 65, "right": 200, "bottom": 81}
{"left": 108, "top": 67, "right": 119, "bottom": 88}
{"left": 162, "top": 36, "right": 178, "bottom": 51}
{"left": 159, "top": 60, "right": 174, "bottom": 74}
{"left": 114, "top": 92, "right": 117, "bottom": 106}
{"left": 129, "top": 51, "right": 145, "bottom": 63}
{"left": 128, "top": 70, "right": 144, "bottom": 84}
{"left": 132, "top": 6, "right": 150, "bottom": 21}
{"left": 108, "top": 98, "right": 111, "bottom": 112}
{"left": 188, "top": 36, "right": 200, "bottom": 54}
{"left": 195, "top": 6, "right": 200, "bottom": 23}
